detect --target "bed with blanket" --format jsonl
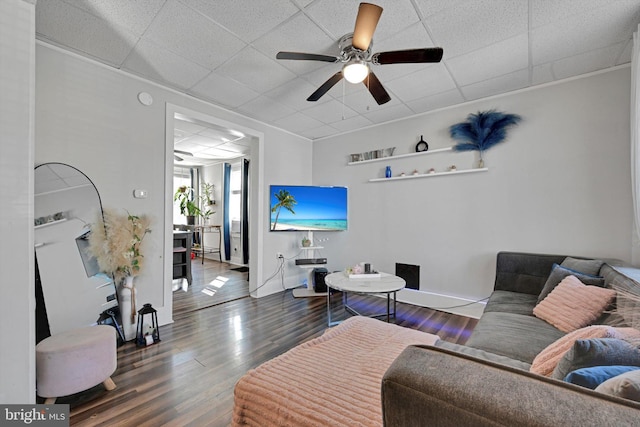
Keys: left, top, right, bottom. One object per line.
{"left": 232, "top": 316, "right": 438, "bottom": 427}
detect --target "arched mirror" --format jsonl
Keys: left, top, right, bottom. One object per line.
{"left": 34, "top": 163, "right": 120, "bottom": 341}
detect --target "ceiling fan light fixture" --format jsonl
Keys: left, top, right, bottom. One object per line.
{"left": 343, "top": 61, "right": 369, "bottom": 84}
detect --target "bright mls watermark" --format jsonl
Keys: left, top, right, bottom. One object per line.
{"left": 1, "top": 405, "right": 68, "bottom": 426}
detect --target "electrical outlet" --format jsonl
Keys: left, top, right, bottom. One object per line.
{"left": 277, "top": 252, "right": 284, "bottom": 259}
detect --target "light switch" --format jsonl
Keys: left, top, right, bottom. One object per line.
{"left": 133, "top": 189, "right": 148, "bottom": 199}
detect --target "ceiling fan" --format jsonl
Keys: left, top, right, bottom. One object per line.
{"left": 276, "top": 2, "right": 443, "bottom": 105}
{"left": 174, "top": 149, "right": 193, "bottom": 162}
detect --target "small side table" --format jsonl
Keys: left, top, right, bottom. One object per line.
{"left": 325, "top": 272, "right": 406, "bottom": 327}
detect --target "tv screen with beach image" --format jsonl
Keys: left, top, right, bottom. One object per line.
{"left": 270, "top": 185, "right": 347, "bottom": 232}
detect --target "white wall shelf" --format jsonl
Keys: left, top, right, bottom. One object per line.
{"left": 34, "top": 218, "right": 68, "bottom": 229}
{"left": 369, "top": 168, "right": 488, "bottom": 182}
{"left": 347, "top": 147, "right": 452, "bottom": 165}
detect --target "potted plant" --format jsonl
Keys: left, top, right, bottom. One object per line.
{"left": 199, "top": 199, "right": 214, "bottom": 225}
{"left": 174, "top": 185, "right": 200, "bottom": 225}
{"left": 202, "top": 182, "right": 215, "bottom": 205}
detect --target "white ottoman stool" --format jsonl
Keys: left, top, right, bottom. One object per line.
{"left": 36, "top": 325, "right": 117, "bottom": 404}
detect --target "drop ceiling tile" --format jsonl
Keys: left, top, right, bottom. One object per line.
{"left": 216, "top": 47, "right": 297, "bottom": 93}
{"left": 181, "top": 0, "right": 300, "bottom": 43}
{"left": 531, "top": 3, "right": 640, "bottom": 65}
{"left": 174, "top": 119, "right": 208, "bottom": 135}
{"left": 61, "top": 0, "right": 165, "bottom": 36}
{"left": 273, "top": 112, "right": 325, "bottom": 134}
{"left": 198, "top": 127, "right": 241, "bottom": 143}
{"left": 189, "top": 72, "right": 260, "bottom": 109}
{"left": 370, "top": 22, "right": 436, "bottom": 83}
{"left": 405, "top": 89, "right": 465, "bottom": 114}
{"left": 384, "top": 63, "right": 456, "bottom": 102}
{"left": 174, "top": 140, "right": 212, "bottom": 153}
{"left": 237, "top": 96, "right": 296, "bottom": 123}
{"left": 197, "top": 147, "right": 243, "bottom": 159}
{"left": 338, "top": 87, "right": 402, "bottom": 115}
{"left": 531, "top": 64, "right": 554, "bottom": 86}
{"left": 299, "top": 124, "right": 340, "bottom": 139}
{"left": 414, "top": 0, "right": 472, "bottom": 18}
{"left": 215, "top": 142, "right": 250, "bottom": 154}
{"left": 305, "top": 0, "right": 419, "bottom": 42}
{"left": 302, "top": 99, "right": 358, "bottom": 124}
{"left": 618, "top": 39, "right": 633, "bottom": 65}
{"left": 143, "top": 0, "right": 246, "bottom": 69}
{"left": 265, "top": 78, "right": 332, "bottom": 111}
{"left": 530, "top": 0, "right": 637, "bottom": 29}
{"left": 447, "top": 34, "right": 528, "bottom": 86}
{"left": 181, "top": 135, "right": 226, "bottom": 149}
{"left": 36, "top": 0, "right": 138, "bottom": 66}
{"left": 122, "top": 39, "right": 210, "bottom": 89}
{"left": 424, "top": 0, "right": 527, "bottom": 58}
{"left": 329, "top": 115, "right": 374, "bottom": 132}
{"left": 364, "top": 103, "right": 414, "bottom": 124}
{"left": 551, "top": 44, "right": 621, "bottom": 80}
{"left": 460, "top": 68, "right": 529, "bottom": 101}
{"left": 254, "top": 13, "right": 338, "bottom": 76}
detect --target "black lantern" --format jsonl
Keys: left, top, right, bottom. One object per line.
{"left": 136, "top": 303, "right": 160, "bottom": 346}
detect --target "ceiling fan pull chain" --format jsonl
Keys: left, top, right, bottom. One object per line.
{"left": 342, "top": 79, "right": 346, "bottom": 120}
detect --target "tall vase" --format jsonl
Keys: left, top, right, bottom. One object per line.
{"left": 119, "top": 276, "right": 137, "bottom": 341}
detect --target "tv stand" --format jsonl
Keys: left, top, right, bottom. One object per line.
{"left": 292, "top": 232, "right": 327, "bottom": 298}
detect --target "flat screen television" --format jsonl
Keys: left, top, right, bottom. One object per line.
{"left": 270, "top": 185, "right": 347, "bottom": 232}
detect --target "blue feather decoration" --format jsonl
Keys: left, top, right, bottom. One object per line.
{"left": 450, "top": 110, "right": 522, "bottom": 153}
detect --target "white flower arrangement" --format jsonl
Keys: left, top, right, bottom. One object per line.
{"left": 88, "top": 209, "right": 151, "bottom": 283}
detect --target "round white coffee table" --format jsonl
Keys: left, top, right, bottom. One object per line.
{"left": 325, "top": 272, "right": 406, "bottom": 326}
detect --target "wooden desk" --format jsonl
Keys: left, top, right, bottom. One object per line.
{"left": 193, "top": 225, "right": 222, "bottom": 264}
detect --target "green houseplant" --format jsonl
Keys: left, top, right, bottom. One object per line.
{"left": 174, "top": 186, "right": 200, "bottom": 225}
{"left": 201, "top": 182, "right": 215, "bottom": 205}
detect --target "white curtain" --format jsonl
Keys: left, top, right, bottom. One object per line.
{"left": 632, "top": 24, "right": 640, "bottom": 251}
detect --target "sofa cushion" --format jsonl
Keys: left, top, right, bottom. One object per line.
{"left": 561, "top": 257, "right": 604, "bottom": 276}
{"left": 530, "top": 325, "right": 629, "bottom": 377}
{"left": 552, "top": 338, "right": 640, "bottom": 380}
{"left": 564, "top": 365, "right": 640, "bottom": 389}
{"left": 482, "top": 290, "right": 538, "bottom": 316}
{"left": 465, "top": 311, "right": 565, "bottom": 364}
{"left": 533, "top": 275, "right": 616, "bottom": 333}
{"left": 596, "top": 369, "right": 640, "bottom": 401}
{"left": 537, "top": 264, "right": 605, "bottom": 303}
{"left": 435, "top": 340, "right": 531, "bottom": 370}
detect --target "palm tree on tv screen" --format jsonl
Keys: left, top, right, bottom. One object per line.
{"left": 271, "top": 189, "right": 296, "bottom": 230}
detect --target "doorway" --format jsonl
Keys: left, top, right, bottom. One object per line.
{"left": 164, "top": 104, "right": 265, "bottom": 321}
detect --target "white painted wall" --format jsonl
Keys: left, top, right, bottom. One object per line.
{"left": 313, "top": 67, "right": 633, "bottom": 317}
{"left": 35, "top": 43, "right": 312, "bottom": 325}
{"left": 0, "top": 0, "right": 36, "bottom": 404}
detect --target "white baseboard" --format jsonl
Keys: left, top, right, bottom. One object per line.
{"left": 396, "top": 289, "right": 486, "bottom": 319}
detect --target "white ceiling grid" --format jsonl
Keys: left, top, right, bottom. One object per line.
{"left": 35, "top": 0, "right": 640, "bottom": 141}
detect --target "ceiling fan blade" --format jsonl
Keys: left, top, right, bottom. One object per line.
{"left": 174, "top": 154, "right": 184, "bottom": 162}
{"left": 372, "top": 48, "right": 444, "bottom": 64}
{"left": 307, "top": 71, "right": 344, "bottom": 102}
{"left": 363, "top": 71, "right": 391, "bottom": 105}
{"left": 352, "top": 3, "right": 383, "bottom": 51}
{"left": 276, "top": 51, "right": 340, "bottom": 62}
{"left": 174, "top": 149, "right": 193, "bottom": 156}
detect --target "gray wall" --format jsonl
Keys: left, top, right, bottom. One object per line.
{"left": 312, "top": 67, "right": 632, "bottom": 317}
{"left": 35, "top": 43, "right": 312, "bottom": 324}
{"left": 1, "top": 0, "right": 36, "bottom": 404}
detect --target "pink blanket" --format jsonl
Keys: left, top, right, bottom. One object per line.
{"left": 232, "top": 316, "right": 439, "bottom": 426}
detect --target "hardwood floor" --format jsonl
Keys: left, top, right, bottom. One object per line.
{"left": 63, "top": 259, "right": 477, "bottom": 426}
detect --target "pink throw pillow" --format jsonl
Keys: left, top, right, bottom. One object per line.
{"left": 533, "top": 275, "right": 616, "bottom": 333}
{"left": 530, "top": 325, "right": 640, "bottom": 377}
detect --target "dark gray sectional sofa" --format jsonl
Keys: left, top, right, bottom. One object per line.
{"left": 382, "top": 251, "right": 640, "bottom": 426}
